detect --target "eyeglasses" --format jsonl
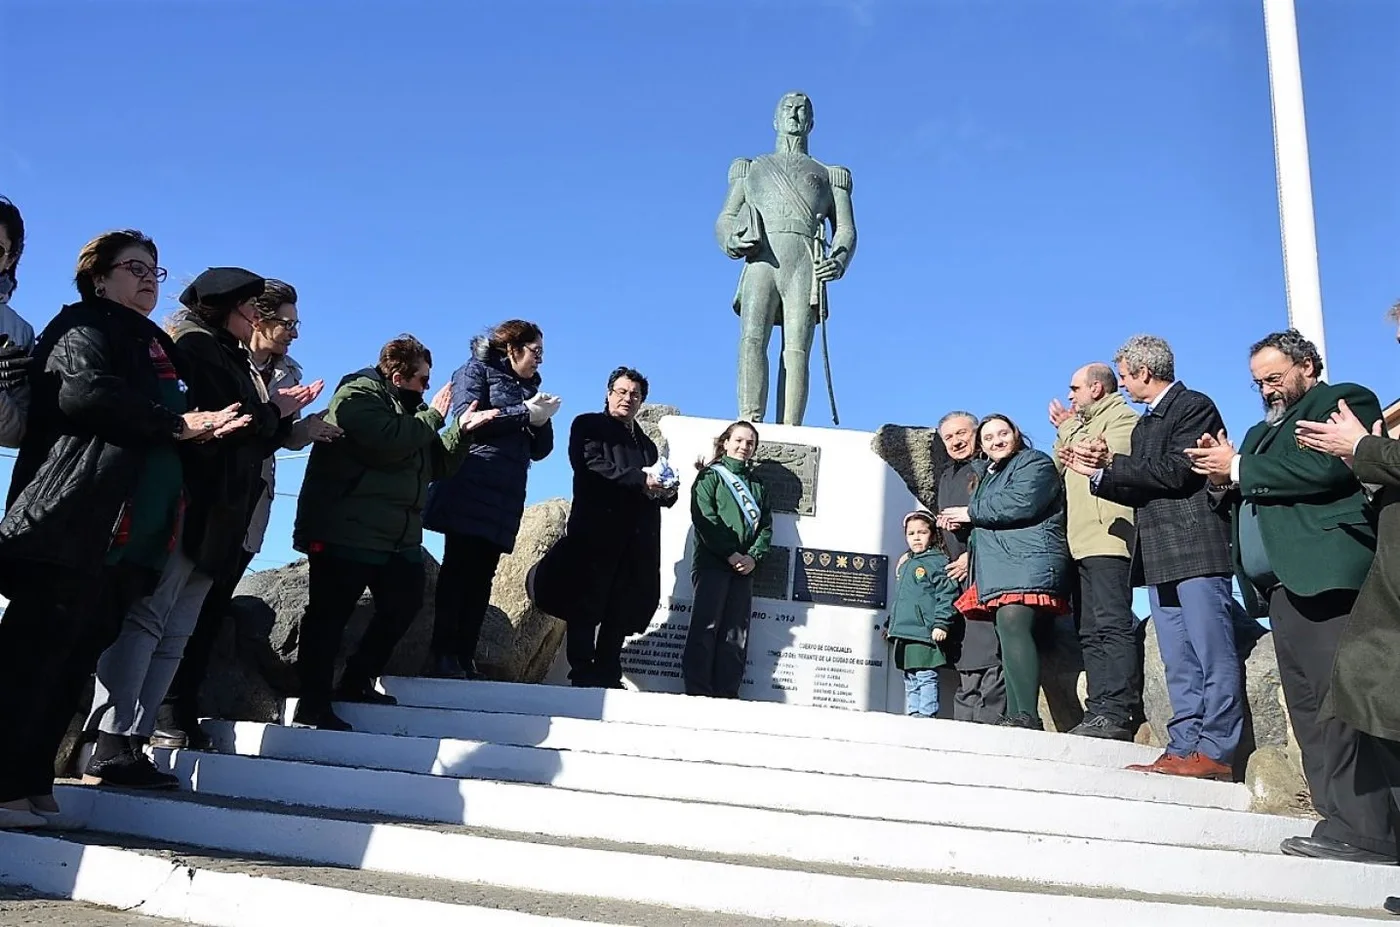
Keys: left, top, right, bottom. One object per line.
{"left": 271, "top": 317, "right": 300, "bottom": 333}
{"left": 113, "top": 259, "right": 167, "bottom": 282}
{"left": 524, "top": 344, "right": 543, "bottom": 361}
{"left": 610, "top": 387, "right": 644, "bottom": 401}
{"left": 1250, "top": 364, "right": 1297, "bottom": 392}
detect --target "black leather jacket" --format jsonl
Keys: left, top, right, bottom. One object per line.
{"left": 0, "top": 298, "right": 185, "bottom": 589}
{"left": 171, "top": 315, "right": 290, "bottom": 580}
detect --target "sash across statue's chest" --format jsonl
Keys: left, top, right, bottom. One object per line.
{"left": 746, "top": 155, "right": 830, "bottom": 228}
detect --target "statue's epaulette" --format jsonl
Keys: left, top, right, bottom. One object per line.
{"left": 827, "top": 165, "right": 853, "bottom": 192}
{"left": 728, "top": 158, "right": 752, "bottom": 183}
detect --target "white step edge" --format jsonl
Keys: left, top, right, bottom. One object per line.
{"left": 157, "top": 747, "right": 1304, "bottom": 854}
{"left": 378, "top": 677, "right": 1164, "bottom": 769}
{"left": 0, "top": 829, "right": 612, "bottom": 927}
{"left": 58, "top": 785, "right": 1400, "bottom": 918}
{"left": 212, "top": 719, "right": 1248, "bottom": 829}
{"left": 327, "top": 703, "right": 1250, "bottom": 811}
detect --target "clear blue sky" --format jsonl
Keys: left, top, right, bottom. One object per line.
{"left": 2, "top": 0, "right": 1397, "bottom": 571}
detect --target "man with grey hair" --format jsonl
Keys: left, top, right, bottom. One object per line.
{"left": 1186, "top": 329, "right": 1391, "bottom": 865}
{"left": 1049, "top": 363, "right": 1141, "bottom": 740}
{"left": 1062, "top": 335, "right": 1241, "bottom": 780}
{"left": 935, "top": 411, "right": 1005, "bottom": 722}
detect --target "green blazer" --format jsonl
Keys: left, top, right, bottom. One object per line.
{"left": 1216, "top": 381, "right": 1380, "bottom": 615}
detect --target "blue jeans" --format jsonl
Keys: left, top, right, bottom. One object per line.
{"left": 904, "top": 669, "right": 940, "bottom": 717}
{"left": 1148, "top": 575, "right": 1243, "bottom": 763}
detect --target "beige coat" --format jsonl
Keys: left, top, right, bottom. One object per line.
{"left": 1053, "top": 393, "right": 1138, "bottom": 561}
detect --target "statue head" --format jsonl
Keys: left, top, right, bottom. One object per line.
{"left": 773, "top": 92, "right": 814, "bottom": 139}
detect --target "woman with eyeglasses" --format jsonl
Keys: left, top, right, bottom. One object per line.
{"left": 152, "top": 279, "right": 343, "bottom": 751}
{"left": 0, "top": 231, "right": 253, "bottom": 825}
{"left": 78, "top": 267, "right": 322, "bottom": 789}
{"left": 0, "top": 197, "right": 36, "bottom": 448}
{"left": 423, "top": 319, "right": 560, "bottom": 679}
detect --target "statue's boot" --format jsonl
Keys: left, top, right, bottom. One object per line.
{"left": 778, "top": 349, "right": 809, "bottom": 426}
{"left": 737, "top": 335, "right": 768, "bottom": 422}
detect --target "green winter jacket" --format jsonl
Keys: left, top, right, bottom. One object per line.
{"left": 294, "top": 367, "right": 470, "bottom": 556}
{"left": 886, "top": 548, "right": 959, "bottom": 670}
{"left": 690, "top": 456, "right": 773, "bottom": 573}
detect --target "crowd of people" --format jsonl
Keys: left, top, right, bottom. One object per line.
{"left": 877, "top": 327, "right": 1400, "bottom": 880}
{"left": 0, "top": 196, "right": 1397, "bottom": 888}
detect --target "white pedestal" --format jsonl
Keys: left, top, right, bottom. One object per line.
{"left": 618, "top": 416, "right": 919, "bottom": 712}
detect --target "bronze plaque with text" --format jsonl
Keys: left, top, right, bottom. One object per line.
{"left": 751, "top": 442, "right": 820, "bottom": 516}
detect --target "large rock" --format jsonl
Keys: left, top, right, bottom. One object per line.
{"left": 870, "top": 424, "right": 949, "bottom": 510}
{"left": 636, "top": 403, "right": 680, "bottom": 459}
{"left": 200, "top": 499, "right": 571, "bottom": 722}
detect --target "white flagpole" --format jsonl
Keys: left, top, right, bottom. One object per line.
{"left": 1262, "top": 0, "right": 1328, "bottom": 371}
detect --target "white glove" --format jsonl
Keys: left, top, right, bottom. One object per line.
{"left": 524, "top": 392, "right": 562, "bottom": 427}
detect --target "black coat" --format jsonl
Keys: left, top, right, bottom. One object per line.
{"left": 1093, "top": 382, "right": 1234, "bottom": 586}
{"left": 535, "top": 412, "right": 675, "bottom": 633}
{"left": 423, "top": 338, "right": 553, "bottom": 552}
{"left": 171, "top": 315, "right": 289, "bottom": 578}
{"left": 0, "top": 298, "right": 186, "bottom": 589}
{"left": 1329, "top": 435, "right": 1400, "bottom": 742}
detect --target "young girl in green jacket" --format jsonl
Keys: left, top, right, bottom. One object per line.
{"left": 886, "top": 510, "right": 960, "bottom": 718}
{"left": 684, "top": 421, "right": 772, "bottom": 698}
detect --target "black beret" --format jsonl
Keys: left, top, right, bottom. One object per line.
{"left": 179, "top": 267, "right": 265, "bottom": 310}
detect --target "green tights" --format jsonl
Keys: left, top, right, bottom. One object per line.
{"left": 994, "top": 603, "right": 1042, "bottom": 720}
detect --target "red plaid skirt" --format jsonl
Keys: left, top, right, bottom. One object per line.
{"left": 955, "top": 583, "right": 1070, "bottom": 620}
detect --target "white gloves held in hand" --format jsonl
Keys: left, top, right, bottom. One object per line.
{"left": 524, "top": 391, "right": 562, "bottom": 427}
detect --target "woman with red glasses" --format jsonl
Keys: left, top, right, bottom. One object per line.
{"left": 0, "top": 231, "right": 251, "bottom": 825}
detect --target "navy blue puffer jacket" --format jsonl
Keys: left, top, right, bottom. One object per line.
{"left": 423, "top": 337, "right": 553, "bottom": 551}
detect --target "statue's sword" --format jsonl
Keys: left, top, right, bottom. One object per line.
{"left": 813, "top": 218, "right": 840, "bottom": 426}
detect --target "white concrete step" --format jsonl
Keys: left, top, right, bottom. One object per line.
{"left": 1, "top": 884, "right": 183, "bottom": 926}
{"left": 218, "top": 718, "right": 1244, "bottom": 820}
{"left": 155, "top": 744, "right": 1302, "bottom": 854}
{"left": 0, "top": 828, "right": 623, "bottom": 927}
{"left": 379, "top": 676, "right": 1164, "bottom": 769}
{"left": 54, "top": 784, "right": 1400, "bottom": 919}
{"left": 328, "top": 702, "right": 1250, "bottom": 810}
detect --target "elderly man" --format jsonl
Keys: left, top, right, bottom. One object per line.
{"left": 1063, "top": 335, "right": 1241, "bottom": 781}
{"left": 1187, "top": 330, "right": 1391, "bottom": 865}
{"left": 935, "top": 411, "right": 1005, "bottom": 723}
{"left": 1050, "top": 364, "right": 1140, "bottom": 740}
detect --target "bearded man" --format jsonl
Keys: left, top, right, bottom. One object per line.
{"left": 1186, "top": 329, "right": 1393, "bottom": 865}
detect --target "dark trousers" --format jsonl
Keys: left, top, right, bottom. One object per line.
{"left": 683, "top": 568, "right": 753, "bottom": 698}
{"left": 1357, "top": 733, "right": 1400, "bottom": 861}
{"left": 565, "top": 615, "right": 632, "bottom": 688}
{"left": 295, "top": 551, "right": 424, "bottom": 710}
{"left": 0, "top": 563, "right": 149, "bottom": 800}
{"left": 1271, "top": 586, "right": 1396, "bottom": 856}
{"left": 953, "top": 664, "right": 1006, "bottom": 723}
{"left": 1076, "top": 555, "right": 1140, "bottom": 727}
{"left": 164, "top": 549, "right": 254, "bottom": 721}
{"left": 564, "top": 548, "right": 647, "bottom": 688}
{"left": 430, "top": 532, "right": 504, "bottom": 665}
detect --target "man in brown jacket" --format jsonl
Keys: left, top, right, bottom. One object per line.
{"left": 1051, "top": 363, "right": 1140, "bottom": 740}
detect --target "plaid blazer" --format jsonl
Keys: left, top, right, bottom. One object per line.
{"left": 1093, "top": 382, "right": 1234, "bottom": 586}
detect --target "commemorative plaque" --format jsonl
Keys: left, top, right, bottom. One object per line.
{"left": 792, "top": 547, "right": 889, "bottom": 610}
{"left": 751, "top": 544, "right": 791, "bottom": 601}
{"left": 751, "top": 442, "right": 820, "bottom": 516}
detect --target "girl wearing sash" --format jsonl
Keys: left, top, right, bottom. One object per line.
{"left": 684, "top": 421, "right": 773, "bottom": 698}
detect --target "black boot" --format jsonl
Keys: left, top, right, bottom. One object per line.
{"left": 150, "top": 702, "right": 212, "bottom": 751}
{"left": 291, "top": 701, "right": 351, "bottom": 732}
{"left": 996, "top": 713, "right": 1045, "bottom": 731}
{"left": 426, "top": 654, "right": 468, "bottom": 680}
{"left": 82, "top": 735, "right": 179, "bottom": 790}
{"left": 334, "top": 675, "right": 397, "bottom": 706}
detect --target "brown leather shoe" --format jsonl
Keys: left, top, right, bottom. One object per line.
{"left": 1125, "top": 753, "right": 1186, "bottom": 774}
{"left": 1160, "top": 752, "right": 1233, "bottom": 781}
